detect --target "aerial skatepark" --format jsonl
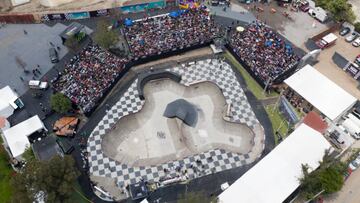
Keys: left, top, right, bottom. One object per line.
{"left": 87, "top": 59, "right": 266, "bottom": 198}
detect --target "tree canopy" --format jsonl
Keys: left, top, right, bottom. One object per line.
{"left": 315, "top": 0, "right": 356, "bottom": 23}
{"left": 299, "top": 150, "right": 346, "bottom": 200}
{"left": 355, "top": 22, "right": 360, "bottom": 33}
{"left": 94, "top": 20, "right": 119, "bottom": 49}
{"left": 64, "top": 36, "right": 81, "bottom": 52}
{"left": 50, "top": 93, "right": 72, "bottom": 114}
{"left": 11, "top": 155, "right": 79, "bottom": 203}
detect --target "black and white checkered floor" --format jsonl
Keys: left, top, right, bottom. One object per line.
{"left": 87, "top": 59, "right": 263, "bottom": 188}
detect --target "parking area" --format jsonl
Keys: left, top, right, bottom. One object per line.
{"left": 0, "top": 24, "right": 69, "bottom": 95}
{"left": 313, "top": 32, "right": 360, "bottom": 99}
{"left": 245, "top": 1, "right": 329, "bottom": 48}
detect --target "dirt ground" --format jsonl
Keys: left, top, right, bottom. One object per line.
{"left": 313, "top": 32, "right": 360, "bottom": 100}
{"left": 102, "top": 79, "right": 254, "bottom": 167}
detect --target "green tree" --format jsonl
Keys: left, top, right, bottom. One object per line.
{"left": 315, "top": 0, "right": 356, "bottom": 23}
{"left": 22, "top": 146, "right": 35, "bottom": 162}
{"left": 64, "top": 36, "right": 80, "bottom": 52}
{"left": 355, "top": 22, "right": 360, "bottom": 33}
{"left": 299, "top": 151, "right": 346, "bottom": 200}
{"left": 11, "top": 155, "right": 80, "bottom": 203}
{"left": 50, "top": 93, "right": 72, "bottom": 114}
{"left": 94, "top": 20, "right": 119, "bottom": 49}
{"left": 327, "top": 0, "right": 356, "bottom": 23}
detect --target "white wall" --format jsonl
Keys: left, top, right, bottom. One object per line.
{"left": 10, "top": 0, "right": 30, "bottom": 6}
{"left": 39, "top": 0, "right": 75, "bottom": 7}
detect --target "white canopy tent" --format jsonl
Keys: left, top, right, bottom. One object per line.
{"left": 0, "top": 86, "right": 19, "bottom": 118}
{"left": 2, "top": 115, "right": 45, "bottom": 159}
{"left": 284, "top": 65, "right": 357, "bottom": 121}
{"left": 218, "top": 124, "right": 332, "bottom": 203}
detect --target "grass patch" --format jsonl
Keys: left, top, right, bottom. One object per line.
{"left": 68, "top": 181, "right": 90, "bottom": 203}
{"left": 265, "top": 104, "right": 290, "bottom": 145}
{"left": 223, "top": 51, "right": 278, "bottom": 100}
{"left": 0, "top": 136, "right": 13, "bottom": 203}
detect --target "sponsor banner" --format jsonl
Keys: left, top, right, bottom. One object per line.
{"left": 43, "top": 13, "right": 66, "bottom": 21}
{"left": 66, "top": 11, "right": 90, "bottom": 20}
{"left": 120, "top": 0, "right": 165, "bottom": 13}
{"left": 347, "top": 65, "right": 359, "bottom": 76}
{"left": 89, "top": 9, "right": 109, "bottom": 17}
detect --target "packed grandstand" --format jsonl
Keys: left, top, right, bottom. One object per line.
{"left": 229, "top": 21, "right": 300, "bottom": 85}
{"left": 53, "top": 43, "right": 128, "bottom": 113}
{"left": 123, "top": 8, "right": 221, "bottom": 59}
{"left": 53, "top": 8, "right": 300, "bottom": 114}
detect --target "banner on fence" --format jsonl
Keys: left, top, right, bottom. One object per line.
{"left": 66, "top": 11, "right": 90, "bottom": 20}
{"left": 89, "top": 9, "right": 109, "bottom": 17}
{"left": 43, "top": 13, "right": 66, "bottom": 21}
{"left": 120, "top": 0, "right": 165, "bottom": 13}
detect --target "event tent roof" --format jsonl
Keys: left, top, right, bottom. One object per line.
{"left": 284, "top": 65, "right": 357, "bottom": 121}
{"left": 2, "top": 115, "right": 45, "bottom": 158}
{"left": 59, "top": 22, "right": 85, "bottom": 40}
{"left": 218, "top": 124, "right": 331, "bottom": 203}
{"left": 0, "top": 86, "right": 18, "bottom": 118}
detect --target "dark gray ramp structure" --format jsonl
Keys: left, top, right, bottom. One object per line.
{"left": 163, "top": 99, "right": 198, "bottom": 127}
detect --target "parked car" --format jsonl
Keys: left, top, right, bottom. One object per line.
{"left": 28, "top": 80, "right": 48, "bottom": 90}
{"left": 352, "top": 37, "right": 360, "bottom": 47}
{"left": 299, "top": 0, "right": 310, "bottom": 12}
{"left": 349, "top": 156, "right": 360, "bottom": 171}
{"left": 339, "top": 27, "right": 351, "bottom": 36}
{"left": 49, "top": 47, "right": 59, "bottom": 63}
{"left": 346, "top": 32, "right": 358, "bottom": 42}
{"left": 355, "top": 55, "right": 360, "bottom": 65}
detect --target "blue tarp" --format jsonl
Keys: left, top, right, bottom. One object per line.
{"left": 169, "top": 11, "right": 180, "bottom": 18}
{"left": 124, "top": 18, "right": 133, "bottom": 26}
{"left": 265, "top": 40, "right": 273, "bottom": 47}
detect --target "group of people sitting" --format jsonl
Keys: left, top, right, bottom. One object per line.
{"left": 124, "top": 8, "right": 221, "bottom": 58}
{"left": 229, "top": 21, "right": 300, "bottom": 84}
{"left": 53, "top": 43, "right": 128, "bottom": 113}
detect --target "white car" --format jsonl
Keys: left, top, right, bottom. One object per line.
{"left": 349, "top": 156, "right": 360, "bottom": 171}
{"left": 346, "top": 32, "right": 358, "bottom": 42}
{"left": 29, "top": 80, "right": 48, "bottom": 90}
{"left": 353, "top": 37, "right": 360, "bottom": 47}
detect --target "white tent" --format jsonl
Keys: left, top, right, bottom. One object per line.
{"left": 0, "top": 86, "right": 19, "bottom": 118}
{"left": 218, "top": 124, "right": 332, "bottom": 203}
{"left": 284, "top": 65, "right": 357, "bottom": 121}
{"left": 2, "top": 115, "right": 45, "bottom": 159}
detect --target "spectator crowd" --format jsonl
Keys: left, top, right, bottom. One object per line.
{"left": 124, "top": 8, "right": 221, "bottom": 58}
{"left": 53, "top": 43, "right": 128, "bottom": 113}
{"left": 229, "top": 21, "right": 300, "bottom": 85}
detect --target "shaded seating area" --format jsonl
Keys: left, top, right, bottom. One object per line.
{"left": 163, "top": 99, "right": 198, "bottom": 127}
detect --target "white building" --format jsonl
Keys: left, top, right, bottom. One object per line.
{"left": 218, "top": 124, "right": 332, "bottom": 203}
{"left": 1, "top": 115, "right": 46, "bottom": 160}
{"left": 284, "top": 65, "right": 357, "bottom": 121}
{"left": 0, "top": 86, "right": 22, "bottom": 118}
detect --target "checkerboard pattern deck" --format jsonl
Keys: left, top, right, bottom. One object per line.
{"left": 87, "top": 59, "right": 261, "bottom": 187}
